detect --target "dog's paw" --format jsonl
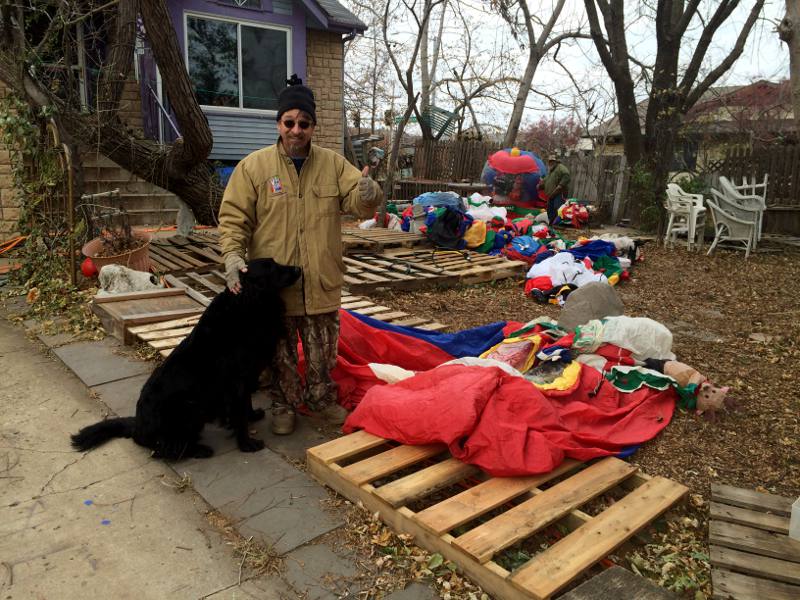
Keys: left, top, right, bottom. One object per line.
{"left": 238, "top": 437, "right": 265, "bottom": 452}
{"left": 193, "top": 444, "right": 214, "bottom": 458}
{"left": 249, "top": 408, "right": 266, "bottom": 422}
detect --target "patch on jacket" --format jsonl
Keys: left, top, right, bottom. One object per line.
{"left": 269, "top": 176, "right": 283, "bottom": 194}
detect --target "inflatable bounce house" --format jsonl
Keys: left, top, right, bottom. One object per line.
{"left": 480, "top": 148, "right": 548, "bottom": 218}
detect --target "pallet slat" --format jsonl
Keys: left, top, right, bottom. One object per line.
{"left": 307, "top": 430, "right": 388, "bottom": 465}
{"left": 712, "top": 568, "right": 800, "bottom": 600}
{"left": 375, "top": 458, "right": 479, "bottom": 508}
{"left": 710, "top": 545, "right": 800, "bottom": 586}
{"left": 454, "top": 458, "right": 637, "bottom": 563}
{"left": 414, "top": 459, "right": 581, "bottom": 536}
{"left": 712, "top": 484, "right": 792, "bottom": 517}
{"left": 710, "top": 501, "right": 790, "bottom": 534}
{"left": 340, "top": 444, "right": 446, "bottom": 486}
{"left": 709, "top": 520, "right": 800, "bottom": 563}
{"left": 510, "top": 476, "right": 688, "bottom": 598}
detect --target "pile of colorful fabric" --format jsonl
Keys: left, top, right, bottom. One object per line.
{"left": 524, "top": 236, "right": 640, "bottom": 305}
{"left": 298, "top": 310, "right": 703, "bottom": 476}
{"left": 555, "top": 200, "right": 590, "bottom": 227}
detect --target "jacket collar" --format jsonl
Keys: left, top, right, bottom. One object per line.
{"left": 277, "top": 138, "right": 316, "bottom": 162}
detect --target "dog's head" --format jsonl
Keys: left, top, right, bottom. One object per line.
{"left": 242, "top": 258, "right": 301, "bottom": 290}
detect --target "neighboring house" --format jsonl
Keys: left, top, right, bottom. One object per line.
{"left": 581, "top": 80, "right": 796, "bottom": 170}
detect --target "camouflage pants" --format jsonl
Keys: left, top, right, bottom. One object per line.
{"left": 269, "top": 311, "right": 339, "bottom": 411}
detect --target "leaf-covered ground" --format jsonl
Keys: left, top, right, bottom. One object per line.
{"left": 356, "top": 238, "right": 800, "bottom": 598}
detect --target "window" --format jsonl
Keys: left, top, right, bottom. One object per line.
{"left": 186, "top": 14, "right": 289, "bottom": 111}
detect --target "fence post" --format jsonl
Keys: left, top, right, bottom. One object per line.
{"left": 611, "top": 155, "right": 627, "bottom": 223}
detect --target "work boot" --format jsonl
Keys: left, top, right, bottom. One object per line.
{"left": 316, "top": 403, "right": 349, "bottom": 426}
{"left": 271, "top": 406, "right": 295, "bottom": 435}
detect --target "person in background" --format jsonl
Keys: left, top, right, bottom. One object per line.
{"left": 218, "top": 76, "right": 382, "bottom": 435}
{"left": 539, "top": 154, "right": 571, "bottom": 225}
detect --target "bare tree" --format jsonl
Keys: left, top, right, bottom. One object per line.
{"left": 778, "top": 0, "right": 800, "bottom": 129}
{"left": 583, "top": 0, "right": 766, "bottom": 224}
{"left": 494, "top": 0, "right": 589, "bottom": 147}
{"left": 0, "top": 0, "right": 220, "bottom": 224}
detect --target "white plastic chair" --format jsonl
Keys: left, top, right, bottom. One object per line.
{"left": 717, "top": 176, "right": 766, "bottom": 245}
{"left": 664, "top": 183, "right": 706, "bottom": 250}
{"left": 706, "top": 194, "right": 758, "bottom": 259}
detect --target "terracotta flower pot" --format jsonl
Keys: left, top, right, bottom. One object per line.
{"left": 82, "top": 230, "right": 153, "bottom": 273}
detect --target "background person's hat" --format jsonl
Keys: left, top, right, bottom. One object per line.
{"left": 547, "top": 153, "right": 559, "bottom": 161}
{"left": 277, "top": 75, "right": 316, "bottom": 124}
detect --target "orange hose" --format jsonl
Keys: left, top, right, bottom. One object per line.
{"left": 0, "top": 236, "right": 27, "bottom": 254}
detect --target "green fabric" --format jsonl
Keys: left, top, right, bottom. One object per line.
{"left": 543, "top": 162, "right": 571, "bottom": 197}
{"left": 507, "top": 317, "right": 566, "bottom": 339}
{"left": 592, "top": 255, "right": 622, "bottom": 279}
{"left": 475, "top": 230, "right": 496, "bottom": 253}
{"left": 387, "top": 202, "right": 399, "bottom": 215}
{"left": 605, "top": 366, "right": 697, "bottom": 410}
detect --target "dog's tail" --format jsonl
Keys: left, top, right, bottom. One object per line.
{"left": 71, "top": 417, "right": 135, "bottom": 451}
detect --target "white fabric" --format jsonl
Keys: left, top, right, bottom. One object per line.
{"left": 467, "top": 204, "right": 508, "bottom": 222}
{"left": 368, "top": 363, "right": 416, "bottom": 383}
{"left": 526, "top": 252, "right": 608, "bottom": 288}
{"left": 600, "top": 316, "right": 675, "bottom": 361}
{"left": 592, "top": 234, "right": 636, "bottom": 256}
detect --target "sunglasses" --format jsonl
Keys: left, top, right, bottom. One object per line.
{"left": 281, "top": 119, "right": 312, "bottom": 130}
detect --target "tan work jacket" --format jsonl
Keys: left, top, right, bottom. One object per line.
{"left": 218, "top": 142, "right": 381, "bottom": 316}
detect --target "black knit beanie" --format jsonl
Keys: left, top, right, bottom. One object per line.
{"left": 276, "top": 76, "right": 316, "bottom": 124}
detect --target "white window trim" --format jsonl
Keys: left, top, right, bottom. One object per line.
{"left": 184, "top": 10, "right": 292, "bottom": 116}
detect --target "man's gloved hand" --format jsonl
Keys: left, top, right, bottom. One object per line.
{"left": 358, "top": 166, "right": 377, "bottom": 205}
{"left": 224, "top": 253, "right": 247, "bottom": 294}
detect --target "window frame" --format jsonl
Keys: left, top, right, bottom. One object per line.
{"left": 183, "top": 11, "right": 292, "bottom": 116}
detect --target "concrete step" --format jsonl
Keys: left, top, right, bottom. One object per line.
{"left": 82, "top": 179, "right": 172, "bottom": 196}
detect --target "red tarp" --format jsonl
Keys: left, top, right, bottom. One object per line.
{"left": 344, "top": 362, "right": 676, "bottom": 476}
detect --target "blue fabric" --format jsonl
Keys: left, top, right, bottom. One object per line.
{"left": 617, "top": 445, "right": 640, "bottom": 458}
{"left": 565, "top": 240, "right": 617, "bottom": 261}
{"left": 346, "top": 310, "right": 507, "bottom": 358}
{"left": 413, "top": 191, "right": 464, "bottom": 211}
{"left": 533, "top": 249, "right": 554, "bottom": 264}
{"left": 511, "top": 235, "right": 542, "bottom": 256}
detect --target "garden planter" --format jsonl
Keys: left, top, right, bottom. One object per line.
{"left": 82, "top": 230, "right": 153, "bottom": 273}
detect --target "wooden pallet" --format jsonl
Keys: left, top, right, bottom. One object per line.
{"left": 91, "top": 288, "right": 206, "bottom": 344}
{"left": 129, "top": 292, "right": 449, "bottom": 357}
{"left": 709, "top": 484, "right": 800, "bottom": 600}
{"left": 342, "top": 228, "right": 430, "bottom": 253}
{"left": 307, "top": 431, "right": 688, "bottom": 600}
{"left": 344, "top": 250, "right": 527, "bottom": 293}
{"left": 148, "top": 234, "right": 224, "bottom": 274}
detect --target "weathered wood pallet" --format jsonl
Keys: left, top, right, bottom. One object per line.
{"left": 344, "top": 250, "right": 527, "bottom": 293}
{"left": 148, "top": 234, "right": 224, "bottom": 274}
{"left": 91, "top": 288, "right": 206, "bottom": 344}
{"left": 709, "top": 484, "right": 800, "bottom": 600}
{"left": 129, "top": 292, "right": 449, "bottom": 357}
{"left": 307, "top": 431, "right": 688, "bottom": 600}
{"left": 342, "top": 228, "right": 430, "bottom": 253}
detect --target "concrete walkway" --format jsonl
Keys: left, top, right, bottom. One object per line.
{"left": 0, "top": 295, "right": 438, "bottom": 600}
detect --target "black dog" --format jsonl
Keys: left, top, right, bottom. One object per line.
{"left": 71, "top": 258, "right": 301, "bottom": 460}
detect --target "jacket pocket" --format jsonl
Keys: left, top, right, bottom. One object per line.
{"left": 314, "top": 184, "right": 340, "bottom": 216}
{"left": 319, "top": 267, "right": 344, "bottom": 291}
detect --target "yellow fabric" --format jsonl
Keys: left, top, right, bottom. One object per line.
{"left": 464, "top": 221, "right": 487, "bottom": 248}
{"left": 218, "top": 142, "right": 381, "bottom": 315}
{"left": 531, "top": 361, "right": 581, "bottom": 391}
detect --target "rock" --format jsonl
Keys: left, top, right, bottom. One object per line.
{"left": 558, "top": 281, "right": 624, "bottom": 330}
{"left": 98, "top": 264, "right": 163, "bottom": 295}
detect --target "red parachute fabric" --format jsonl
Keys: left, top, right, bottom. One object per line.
{"left": 344, "top": 362, "right": 676, "bottom": 476}
{"left": 487, "top": 150, "right": 540, "bottom": 175}
{"left": 297, "top": 310, "right": 456, "bottom": 409}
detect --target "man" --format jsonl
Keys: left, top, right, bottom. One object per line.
{"left": 218, "top": 77, "right": 382, "bottom": 435}
{"left": 538, "top": 154, "right": 571, "bottom": 225}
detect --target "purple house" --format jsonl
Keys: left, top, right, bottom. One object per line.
{"left": 136, "top": 0, "right": 366, "bottom": 160}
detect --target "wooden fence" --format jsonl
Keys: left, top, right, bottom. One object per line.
{"left": 710, "top": 145, "right": 800, "bottom": 208}
{"left": 412, "top": 139, "right": 497, "bottom": 182}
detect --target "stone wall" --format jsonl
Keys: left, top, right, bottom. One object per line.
{"left": 305, "top": 29, "right": 343, "bottom": 153}
{"left": 0, "top": 81, "right": 19, "bottom": 239}
{"left": 118, "top": 73, "right": 143, "bottom": 133}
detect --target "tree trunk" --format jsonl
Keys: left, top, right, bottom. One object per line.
{"left": 779, "top": 0, "right": 800, "bottom": 131}
{"left": 98, "top": 0, "right": 137, "bottom": 117}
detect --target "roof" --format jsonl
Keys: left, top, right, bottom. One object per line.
{"left": 303, "top": 0, "right": 367, "bottom": 33}
{"left": 585, "top": 80, "right": 794, "bottom": 140}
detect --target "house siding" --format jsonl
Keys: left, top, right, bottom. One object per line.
{"left": 207, "top": 113, "right": 278, "bottom": 160}
{"left": 306, "top": 29, "right": 343, "bottom": 153}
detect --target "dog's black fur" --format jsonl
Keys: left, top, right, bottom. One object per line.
{"left": 71, "top": 258, "right": 300, "bottom": 460}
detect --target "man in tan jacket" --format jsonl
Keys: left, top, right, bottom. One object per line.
{"left": 218, "top": 79, "right": 382, "bottom": 435}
